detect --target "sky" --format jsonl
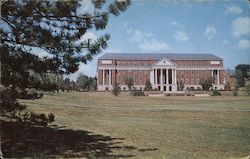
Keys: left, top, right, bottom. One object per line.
{"left": 69, "top": 0, "right": 250, "bottom": 80}
{"left": 3, "top": 0, "right": 248, "bottom": 80}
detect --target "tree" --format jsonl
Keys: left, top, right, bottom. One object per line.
{"left": 0, "top": 0, "right": 130, "bottom": 157}
{"left": 144, "top": 79, "right": 152, "bottom": 91}
{"left": 235, "top": 70, "right": 245, "bottom": 87}
{"left": 76, "top": 74, "right": 97, "bottom": 91}
{"left": 199, "top": 77, "right": 214, "bottom": 90}
{"left": 1, "top": 0, "right": 130, "bottom": 117}
{"left": 177, "top": 80, "right": 184, "bottom": 91}
{"left": 112, "top": 83, "right": 121, "bottom": 96}
{"left": 124, "top": 77, "right": 134, "bottom": 90}
{"left": 224, "top": 81, "right": 232, "bottom": 91}
{"left": 77, "top": 74, "right": 90, "bottom": 91}
{"left": 236, "top": 64, "right": 250, "bottom": 79}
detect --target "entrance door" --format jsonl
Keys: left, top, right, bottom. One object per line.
{"left": 158, "top": 86, "right": 161, "bottom": 91}
{"left": 169, "top": 86, "right": 172, "bottom": 91}
{"left": 163, "top": 86, "right": 166, "bottom": 91}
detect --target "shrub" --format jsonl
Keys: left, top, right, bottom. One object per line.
{"left": 144, "top": 79, "right": 153, "bottom": 91}
{"left": 112, "top": 83, "right": 121, "bottom": 96}
{"left": 124, "top": 77, "right": 134, "bottom": 90}
{"left": 233, "top": 90, "right": 238, "bottom": 96}
{"left": 246, "top": 84, "right": 250, "bottom": 96}
{"left": 199, "top": 77, "right": 214, "bottom": 90}
{"left": 130, "top": 89, "right": 145, "bottom": 96}
{"left": 212, "top": 90, "right": 221, "bottom": 96}
{"left": 224, "top": 82, "right": 231, "bottom": 91}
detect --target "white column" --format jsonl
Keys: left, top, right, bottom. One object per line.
{"left": 154, "top": 69, "right": 157, "bottom": 84}
{"left": 164, "top": 69, "right": 166, "bottom": 84}
{"left": 166, "top": 69, "right": 169, "bottom": 84}
{"left": 102, "top": 69, "right": 105, "bottom": 85}
{"left": 171, "top": 69, "right": 174, "bottom": 84}
{"left": 211, "top": 69, "right": 213, "bottom": 77}
{"left": 109, "top": 69, "right": 111, "bottom": 85}
{"left": 174, "top": 69, "right": 177, "bottom": 84}
{"left": 217, "top": 70, "right": 219, "bottom": 85}
{"left": 156, "top": 69, "right": 158, "bottom": 84}
{"left": 160, "top": 69, "right": 163, "bottom": 84}
{"left": 150, "top": 69, "right": 154, "bottom": 84}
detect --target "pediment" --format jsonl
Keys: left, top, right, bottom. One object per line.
{"left": 153, "top": 58, "right": 176, "bottom": 66}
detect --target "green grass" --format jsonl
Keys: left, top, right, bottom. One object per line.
{"left": 20, "top": 92, "right": 250, "bottom": 159}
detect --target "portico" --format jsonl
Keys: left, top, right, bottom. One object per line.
{"left": 150, "top": 59, "right": 177, "bottom": 92}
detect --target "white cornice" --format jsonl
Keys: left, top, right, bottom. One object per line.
{"left": 98, "top": 65, "right": 224, "bottom": 70}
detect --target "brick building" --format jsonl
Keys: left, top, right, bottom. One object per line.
{"left": 97, "top": 53, "right": 225, "bottom": 91}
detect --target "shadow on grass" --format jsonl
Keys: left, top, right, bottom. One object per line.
{"left": 1, "top": 120, "right": 136, "bottom": 158}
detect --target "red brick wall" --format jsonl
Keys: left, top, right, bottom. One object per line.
{"left": 116, "top": 70, "right": 150, "bottom": 85}
{"left": 98, "top": 70, "right": 103, "bottom": 85}
{"left": 111, "top": 70, "right": 116, "bottom": 85}
{"left": 176, "top": 70, "right": 214, "bottom": 85}
{"left": 97, "top": 59, "right": 224, "bottom": 86}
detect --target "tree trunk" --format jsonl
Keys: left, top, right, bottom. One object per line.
{"left": 0, "top": 2, "right": 5, "bottom": 158}
{"left": 0, "top": 120, "right": 3, "bottom": 159}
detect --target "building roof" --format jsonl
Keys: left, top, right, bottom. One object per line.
{"left": 99, "top": 53, "right": 223, "bottom": 61}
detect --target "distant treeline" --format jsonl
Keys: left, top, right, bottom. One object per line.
{"left": 29, "top": 71, "right": 97, "bottom": 92}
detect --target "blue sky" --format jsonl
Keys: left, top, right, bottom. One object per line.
{"left": 71, "top": 0, "right": 250, "bottom": 80}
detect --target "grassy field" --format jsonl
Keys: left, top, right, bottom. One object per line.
{"left": 19, "top": 92, "right": 250, "bottom": 159}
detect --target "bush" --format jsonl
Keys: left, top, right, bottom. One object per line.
{"left": 212, "top": 90, "right": 221, "bottom": 96}
{"left": 19, "top": 88, "right": 43, "bottom": 99}
{"left": 233, "top": 90, "right": 238, "bottom": 96}
{"left": 246, "top": 84, "right": 250, "bottom": 96}
{"left": 130, "top": 89, "right": 145, "bottom": 96}
{"left": 144, "top": 79, "right": 153, "bottom": 91}
{"left": 112, "top": 83, "right": 121, "bottom": 96}
{"left": 124, "top": 77, "right": 134, "bottom": 90}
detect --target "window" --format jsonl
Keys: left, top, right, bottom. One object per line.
{"left": 196, "top": 78, "right": 200, "bottom": 84}
{"left": 191, "top": 78, "right": 195, "bottom": 84}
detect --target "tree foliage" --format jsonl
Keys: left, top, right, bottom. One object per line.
{"left": 124, "top": 77, "right": 134, "bottom": 90}
{"left": 199, "top": 77, "right": 214, "bottom": 90}
{"left": 177, "top": 80, "right": 184, "bottom": 91}
{"left": 144, "top": 79, "right": 152, "bottom": 91}
{"left": 76, "top": 74, "right": 97, "bottom": 91}
{"left": 235, "top": 69, "right": 245, "bottom": 88}
{"left": 246, "top": 84, "right": 250, "bottom": 96}
{"left": 0, "top": 0, "right": 130, "bottom": 122}
{"left": 236, "top": 64, "right": 250, "bottom": 79}
{"left": 112, "top": 83, "right": 121, "bottom": 96}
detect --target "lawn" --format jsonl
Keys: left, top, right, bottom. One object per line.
{"left": 17, "top": 92, "right": 250, "bottom": 159}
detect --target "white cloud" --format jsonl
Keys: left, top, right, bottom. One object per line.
{"left": 232, "top": 16, "right": 250, "bottom": 37}
{"left": 128, "top": 29, "right": 171, "bottom": 51}
{"left": 139, "top": 39, "right": 171, "bottom": 51}
{"left": 237, "top": 39, "right": 250, "bottom": 49}
{"left": 169, "top": 21, "right": 185, "bottom": 29}
{"left": 174, "top": 31, "right": 189, "bottom": 42}
{"left": 204, "top": 25, "right": 217, "bottom": 40}
{"left": 129, "top": 30, "right": 153, "bottom": 43}
{"left": 225, "top": 6, "right": 242, "bottom": 14}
